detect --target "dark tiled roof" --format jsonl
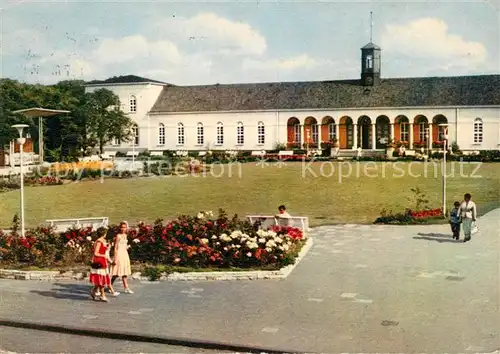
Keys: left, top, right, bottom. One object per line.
{"left": 86, "top": 75, "right": 170, "bottom": 85}
{"left": 362, "top": 42, "right": 380, "bottom": 50}
{"left": 149, "top": 74, "right": 500, "bottom": 113}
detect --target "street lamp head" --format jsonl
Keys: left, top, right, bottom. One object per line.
{"left": 11, "top": 124, "right": 29, "bottom": 138}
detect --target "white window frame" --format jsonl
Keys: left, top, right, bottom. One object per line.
{"left": 294, "top": 124, "right": 301, "bottom": 144}
{"left": 311, "top": 124, "right": 319, "bottom": 144}
{"left": 400, "top": 122, "right": 409, "bottom": 142}
{"left": 177, "top": 123, "right": 185, "bottom": 145}
{"left": 257, "top": 122, "right": 265, "bottom": 145}
{"left": 158, "top": 123, "right": 165, "bottom": 146}
{"left": 216, "top": 122, "right": 224, "bottom": 145}
{"left": 237, "top": 122, "right": 244, "bottom": 145}
{"left": 473, "top": 118, "right": 483, "bottom": 143}
{"left": 131, "top": 124, "right": 139, "bottom": 146}
{"left": 197, "top": 123, "right": 204, "bottom": 145}
{"left": 129, "top": 95, "right": 137, "bottom": 113}
{"left": 419, "top": 122, "right": 427, "bottom": 142}
{"left": 112, "top": 138, "right": 121, "bottom": 146}
{"left": 328, "top": 123, "right": 336, "bottom": 141}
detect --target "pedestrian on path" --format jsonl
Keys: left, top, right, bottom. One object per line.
{"left": 110, "top": 221, "right": 133, "bottom": 294}
{"left": 459, "top": 193, "right": 477, "bottom": 243}
{"left": 89, "top": 228, "right": 111, "bottom": 302}
{"left": 449, "top": 201, "right": 461, "bottom": 240}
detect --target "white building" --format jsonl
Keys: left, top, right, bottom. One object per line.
{"left": 84, "top": 41, "right": 500, "bottom": 155}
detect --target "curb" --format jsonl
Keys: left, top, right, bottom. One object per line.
{"left": 0, "top": 238, "right": 313, "bottom": 282}
{"left": 0, "top": 319, "right": 299, "bottom": 354}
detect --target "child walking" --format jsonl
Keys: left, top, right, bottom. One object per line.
{"left": 450, "top": 201, "right": 461, "bottom": 240}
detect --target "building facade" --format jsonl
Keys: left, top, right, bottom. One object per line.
{"left": 84, "top": 42, "right": 500, "bottom": 155}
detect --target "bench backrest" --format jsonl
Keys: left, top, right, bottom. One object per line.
{"left": 278, "top": 150, "right": 294, "bottom": 156}
{"left": 251, "top": 151, "right": 265, "bottom": 156}
{"left": 46, "top": 217, "right": 109, "bottom": 232}
{"left": 246, "top": 215, "right": 309, "bottom": 232}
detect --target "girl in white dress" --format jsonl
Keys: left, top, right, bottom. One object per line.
{"left": 110, "top": 221, "right": 133, "bottom": 293}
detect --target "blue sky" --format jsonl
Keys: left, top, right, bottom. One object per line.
{"left": 1, "top": 0, "right": 498, "bottom": 86}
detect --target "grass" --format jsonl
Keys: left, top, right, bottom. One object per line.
{"left": 0, "top": 161, "right": 499, "bottom": 228}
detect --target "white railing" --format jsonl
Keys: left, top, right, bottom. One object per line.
{"left": 45, "top": 217, "right": 109, "bottom": 233}
{"left": 8, "top": 153, "right": 40, "bottom": 166}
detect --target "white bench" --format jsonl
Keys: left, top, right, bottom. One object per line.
{"left": 246, "top": 215, "right": 310, "bottom": 232}
{"left": 46, "top": 217, "right": 109, "bottom": 232}
{"left": 150, "top": 151, "right": 163, "bottom": 157}
{"left": 251, "top": 150, "right": 266, "bottom": 157}
{"left": 198, "top": 151, "right": 207, "bottom": 157}
{"left": 278, "top": 150, "right": 294, "bottom": 156}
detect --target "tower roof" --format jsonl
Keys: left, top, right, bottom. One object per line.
{"left": 361, "top": 42, "right": 381, "bottom": 50}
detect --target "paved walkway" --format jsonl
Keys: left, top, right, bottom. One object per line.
{"left": 1, "top": 209, "right": 499, "bottom": 353}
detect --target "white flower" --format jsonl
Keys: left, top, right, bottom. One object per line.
{"left": 258, "top": 238, "right": 266, "bottom": 244}
{"left": 223, "top": 246, "right": 228, "bottom": 251}
{"left": 246, "top": 242, "right": 259, "bottom": 249}
{"left": 278, "top": 245, "right": 284, "bottom": 251}
{"left": 133, "top": 238, "right": 140, "bottom": 244}
{"left": 230, "top": 230, "right": 242, "bottom": 239}
{"left": 274, "top": 237, "right": 283, "bottom": 243}
{"left": 265, "top": 240, "right": 277, "bottom": 248}
{"left": 216, "top": 241, "right": 220, "bottom": 245}
{"left": 207, "top": 211, "right": 214, "bottom": 217}
{"left": 246, "top": 252, "right": 252, "bottom": 257}
{"left": 86, "top": 236, "right": 92, "bottom": 241}
{"left": 219, "top": 233, "right": 232, "bottom": 242}
{"left": 236, "top": 245, "right": 241, "bottom": 248}
{"left": 197, "top": 213, "right": 205, "bottom": 219}
{"left": 200, "top": 238, "right": 209, "bottom": 244}
{"left": 265, "top": 247, "right": 272, "bottom": 252}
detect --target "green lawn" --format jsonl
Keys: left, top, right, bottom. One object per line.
{"left": 1, "top": 161, "right": 499, "bottom": 228}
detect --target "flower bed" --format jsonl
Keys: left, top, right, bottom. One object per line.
{"left": 409, "top": 208, "right": 443, "bottom": 219}
{"left": 0, "top": 210, "right": 307, "bottom": 271}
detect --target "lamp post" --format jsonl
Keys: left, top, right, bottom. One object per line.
{"left": 12, "top": 124, "right": 29, "bottom": 237}
{"left": 439, "top": 123, "right": 449, "bottom": 216}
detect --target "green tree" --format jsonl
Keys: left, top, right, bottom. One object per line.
{"left": 83, "top": 88, "right": 133, "bottom": 154}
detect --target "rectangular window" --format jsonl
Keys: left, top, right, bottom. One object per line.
{"left": 328, "top": 123, "right": 336, "bottom": 141}
{"left": 197, "top": 125, "right": 204, "bottom": 145}
{"left": 419, "top": 122, "right": 427, "bottom": 142}
{"left": 113, "top": 138, "right": 121, "bottom": 146}
{"left": 129, "top": 96, "right": 137, "bottom": 113}
{"left": 177, "top": 125, "right": 185, "bottom": 145}
{"left": 400, "top": 123, "right": 409, "bottom": 142}
{"left": 294, "top": 124, "right": 301, "bottom": 144}
{"left": 217, "top": 125, "right": 224, "bottom": 145}
{"left": 257, "top": 124, "right": 265, "bottom": 145}
{"left": 237, "top": 125, "right": 244, "bottom": 145}
{"left": 311, "top": 124, "right": 318, "bottom": 144}
{"left": 474, "top": 122, "right": 483, "bottom": 143}
{"left": 158, "top": 125, "right": 165, "bottom": 145}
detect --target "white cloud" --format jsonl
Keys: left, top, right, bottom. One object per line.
{"left": 381, "top": 18, "right": 487, "bottom": 70}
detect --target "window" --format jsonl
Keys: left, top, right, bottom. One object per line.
{"left": 113, "top": 138, "right": 121, "bottom": 146}
{"left": 237, "top": 122, "right": 244, "bottom": 145}
{"left": 216, "top": 122, "right": 224, "bottom": 145}
{"left": 129, "top": 95, "right": 137, "bottom": 113}
{"left": 400, "top": 123, "right": 409, "bottom": 142}
{"left": 419, "top": 122, "right": 427, "bottom": 142}
{"left": 177, "top": 123, "right": 185, "bottom": 145}
{"left": 294, "top": 124, "right": 301, "bottom": 144}
{"left": 158, "top": 123, "right": 165, "bottom": 145}
{"left": 311, "top": 124, "right": 318, "bottom": 144}
{"left": 366, "top": 55, "right": 373, "bottom": 69}
{"left": 474, "top": 118, "right": 483, "bottom": 143}
{"left": 197, "top": 123, "right": 204, "bottom": 145}
{"left": 257, "top": 122, "right": 265, "bottom": 145}
{"left": 438, "top": 125, "right": 447, "bottom": 142}
{"left": 328, "top": 123, "right": 336, "bottom": 141}
{"left": 132, "top": 124, "right": 139, "bottom": 145}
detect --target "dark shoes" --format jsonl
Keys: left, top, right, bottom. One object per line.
{"left": 463, "top": 237, "right": 471, "bottom": 243}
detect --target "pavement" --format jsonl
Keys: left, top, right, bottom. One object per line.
{"left": 1, "top": 208, "right": 499, "bottom": 353}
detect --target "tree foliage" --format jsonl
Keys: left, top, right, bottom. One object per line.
{"left": 0, "top": 78, "right": 133, "bottom": 160}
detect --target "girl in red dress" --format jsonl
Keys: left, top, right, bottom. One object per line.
{"left": 89, "top": 229, "right": 111, "bottom": 302}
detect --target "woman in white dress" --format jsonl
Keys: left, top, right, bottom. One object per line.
{"left": 110, "top": 221, "right": 133, "bottom": 293}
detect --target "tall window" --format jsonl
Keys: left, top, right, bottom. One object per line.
{"left": 216, "top": 122, "right": 224, "bottom": 145}
{"left": 197, "top": 123, "right": 204, "bottom": 145}
{"left": 237, "top": 122, "right": 244, "bottom": 145}
{"left": 419, "top": 122, "right": 427, "bottom": 142}
{"left": 366, "top": 55, "right": 373, "bottom": 69}
{"left": 177, "top": 123, "right": 185, "bottom": 145}
{"left": 113, "top": 138, "right": 121, "bottom": 146}
{"left": 158, "top": 123, "right": 165, "bottom": 145}
{"left": 474, "top": 118, "right": 483, "bottom": 143}
{"left": 132, "top": 124, "right": 139, "bottom": 145}
{"left": 257, "top": 122, "right": 265, "bottom": 145}
{"left": 294, "top": 124, "right": 301, "bottom": 143}
{"left": 129, "top": 95, "right": 137, "bottom": 113}
{"left": 400, "top": 123, "right": 409, "bottom": 142}
{"left": 438, "top": 125, "right": 447, "bottom": 141}
{"left": 328, "top": 123, "right": 336, "bottom": 141}
{"left": 311, "top": 124, "right": 318, "bottom": 144}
